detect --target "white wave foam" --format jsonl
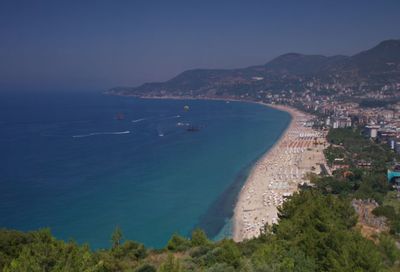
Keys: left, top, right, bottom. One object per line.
{"left": 73, "top": 130, "right": 131, "bottom": 138}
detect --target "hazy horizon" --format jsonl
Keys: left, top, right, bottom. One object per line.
{"left": 1, "top": 0, "right": 400, "bottom": 92}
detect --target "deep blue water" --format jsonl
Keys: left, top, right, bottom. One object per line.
{"left": 0, "top": 91, "right": 290, "bottom": 249}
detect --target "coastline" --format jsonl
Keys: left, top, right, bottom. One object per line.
{"left": 109, "top": 93, "right": 327, "bottom": 241}
{"left": 232, "top": 103, "right": 327, "bottom": 241}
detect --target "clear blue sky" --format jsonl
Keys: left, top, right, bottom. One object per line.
{"left": 1, "top": 0, "right": 399, "bottom": 91}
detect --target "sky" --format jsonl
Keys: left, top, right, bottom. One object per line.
{"left": 0, "top": 0, "right": 400, "bottom": 92}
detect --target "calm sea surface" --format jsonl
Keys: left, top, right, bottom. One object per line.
{"left": 0, "top": 91, "right": 290, "bottom": 249}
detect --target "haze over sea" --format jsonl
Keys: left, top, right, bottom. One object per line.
{"left": 0, "top": 91, "right": 290, "bottom": 249}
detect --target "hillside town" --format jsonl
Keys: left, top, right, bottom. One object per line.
{"left": 259, "top": 80, "right": 400, "bottom": 154}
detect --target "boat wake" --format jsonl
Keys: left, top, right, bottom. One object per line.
{"left": 72, "top": 130, "right": 131, "bottom": 138}
{"left": 162, "top": 115, "right": 181, "bottom": 120}
{"left": 132, "top": 118, "right": 147, "bottom": 123}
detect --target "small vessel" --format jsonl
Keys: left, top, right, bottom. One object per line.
{"left": 177, "top": 122, "right": 190, "bottom": 127}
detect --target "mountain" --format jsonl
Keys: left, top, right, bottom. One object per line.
{"left": 351, "top": 39, "right": 400, "bottom": 72}
{"left": 264, "top": 53, "right": 348, "bottom": 75}
{"left": 109, "top": 39, "right": 400, "bottom": 98}
{"left": 338, "top": 39, "right": 400, "bottom": 84}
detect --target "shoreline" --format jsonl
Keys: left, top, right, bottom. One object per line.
{"left": 107, "top": 92, "right": 263, "bottom": 105}
{"left": 232, "top": 104, "right": 326, "bottom": 241}
{"left": 231, "top": 104, "right": 296, "bottom": 241}
{"left": 109, "top": 93, "right": 327, "bottom": 241}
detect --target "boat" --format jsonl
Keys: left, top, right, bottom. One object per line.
{"left": 177, "top": 122, "right": 190, "bottom": 127}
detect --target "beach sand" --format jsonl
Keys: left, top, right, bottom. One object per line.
{"left": 233, "top": 104, "right": 328, "bottom": 241}
{"left": 127, "top": 95, "right": 329, "bottom": 241}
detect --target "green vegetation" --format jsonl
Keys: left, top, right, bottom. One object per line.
{"left": 384, "top": 191, "right": 400, "bottom": 213}
{"left": 1, "top": 127, "right": 399, "bottom": 271}
{"left": 111, "top": 226, "right": 123, "bottom": 249}
{"left": 1, "top": 189, "right": 399, "bottom": 271}
{"left": 314, "top": 128, "right": 400, "bottom": 249}
{"left": 318, "top": 128, "right": 397, "bottom": 202}
{"left": 325, "top": 128, "right": 396, "bottom": 172}
{"left": 0, "top": 229, "right": 102, "bottom": 271}
{"left": 372, "top": 205, "right": 400, "bottom": 236}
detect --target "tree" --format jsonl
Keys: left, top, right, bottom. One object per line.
{"left": 191, "top": 229, "right": 209, "bottom": 247}
{"left": 378, "top": 234, "right": 400, "bottom": 266}
{"left": 158, "top": 254, "right": 181, "bottom": 272}
{"left": 111, "top": 226, "right": 123, "bottom": 249}
{"left": 166, "top": 234, "right": 190, "bottom": 252}
{"left": 214, "top": 239, "right": 241, "bottom": 269}
{"left": 274, "top": 190, "right": 383, "bottom": 271}
{"left": 2, "top": 229, "right": 103, "bottom": 272}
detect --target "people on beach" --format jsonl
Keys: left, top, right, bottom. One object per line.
{"left": 233, "top": 105, "right": 327, "bottom": 241}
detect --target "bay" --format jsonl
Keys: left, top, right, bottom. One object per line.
{"left": 0, "top": 91, "right": 290, "bottom": 249}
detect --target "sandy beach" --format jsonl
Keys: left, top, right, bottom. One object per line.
{"left": 123, "top": 94, "right": 329, "bottom": 241}
{"left": 233, "top": 104, "right": 327, "bottom": 241}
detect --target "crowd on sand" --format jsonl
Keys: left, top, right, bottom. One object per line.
{"left": 233, "top": 104, "right": 328, "bottom": 241}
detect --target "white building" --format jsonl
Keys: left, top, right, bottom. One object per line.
{"left": 365, "top": 125, "right": 380, "bottom": 138}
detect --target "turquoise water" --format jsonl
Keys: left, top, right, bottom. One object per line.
{"left": 0, "top": 91, "right": 291, "bottom": 249}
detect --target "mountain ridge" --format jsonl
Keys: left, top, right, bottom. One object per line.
{"left": 109, "top": 39, "right": 400, "bottom": 98}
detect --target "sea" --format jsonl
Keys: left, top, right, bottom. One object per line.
{"left": 0, "top": 91, "right": 291, "bottom": 249}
